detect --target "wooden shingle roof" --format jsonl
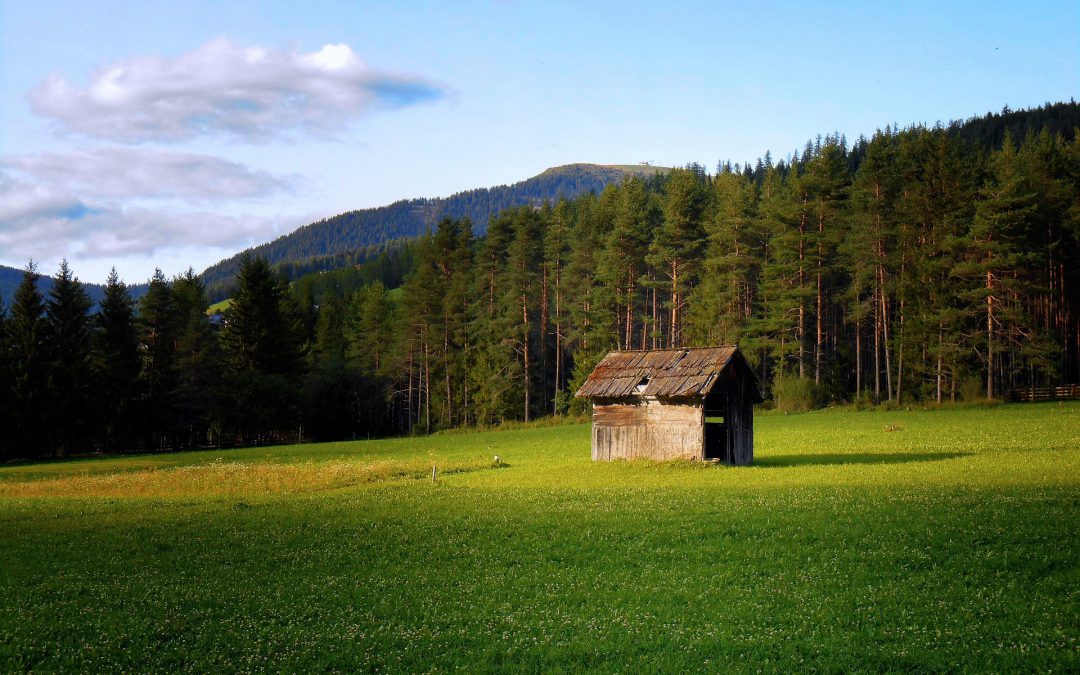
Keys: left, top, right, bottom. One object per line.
{"left": 575, "top": 346, "right": 756, "bottom": 399}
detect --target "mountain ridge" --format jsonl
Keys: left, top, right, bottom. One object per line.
{"left": 199, "top": 162, "right": 667, "bottom": 296}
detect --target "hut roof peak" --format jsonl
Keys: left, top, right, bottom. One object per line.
{"left": 575, "top": 345, "right": 758, "bottom": 400}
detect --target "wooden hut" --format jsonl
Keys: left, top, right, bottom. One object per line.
{"left": 575, "top": 346, "right": 762, "bottom": 465}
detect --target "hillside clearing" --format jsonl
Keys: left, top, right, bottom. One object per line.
{"left": 0, "top": 404, "right": 1077, "bottom": 671}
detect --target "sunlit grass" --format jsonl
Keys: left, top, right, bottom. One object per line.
{"left": 0, "top": 457, "right": 492, "bottom": 498}
{"left": 0, "top": 402, "right": 1076, "bottom": 671}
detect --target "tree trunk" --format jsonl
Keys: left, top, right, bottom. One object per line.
{"left": 895, "top": 298, "right": 904, "bottom": 403}
{"left": 670, "top": 259, "right": 679, "bottom": 348}
{"left": 987, "top": 268, "right": 994, "bottom": 399}
{"left": 424, "top": 337, "right": 431, "bottom": 434}
{"left": 553, "top": 263, "right": 562, "bottom": 416}
{"left": 444, "top": 320, "right": 452, "bottom": 426}
{"left": 798, "top": 197, "right": 807, "bottom": 379}
{"left": 874, "top": 286, "right": 881, "bottom": 400}
{"left": 522, "top": 292, "right": 530, "bottom": 423}
{"left": 815, "top": 268, "right": 823, "bottom": 384}
{"left": 855, "top": 316, "right": 862, "bottom": 399}
{"left": 540, "top": 263, "right": 549, "bottom": 407}
{"left": 880, "top": 264, "right": 893, "bottom": 401}
{"left": 651, "top": 279, "right": 658, "bottom": 350}
{"left": 816, "top": 209, "right": 824, "bottom": 385}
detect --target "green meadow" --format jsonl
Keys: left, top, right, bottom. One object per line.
{"left": 1, "top": 404, "right": 1077, "bottom": 671}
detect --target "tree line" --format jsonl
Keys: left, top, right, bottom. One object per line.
{"left": 1, "top": 119, "right": 1077, "bottom": 459}
{"left": 0, "top": 259, "right": 303, "bottom": 459}
{"left": 355, "top": 124, "right": 1079, "bottom": 433}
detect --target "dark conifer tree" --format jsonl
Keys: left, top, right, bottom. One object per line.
{"left": 0, "top": 297, "right": 10, "bottom": 459}
{"left": 469, "top": 211, "right": 517, "bottom": 425}
{"left": 172, "top": 270, "right": 220, "bottom": 448}
{"left": 956, "top": 133, "right": 1039, "bottom": 398}
{"left": 346, "top": 280, "right": 394, "bottom": 432}
{"left": 500, "top": 207, "right": 544, "bottom": 421}
{"left": 399, "top": 235, "right": 442, "bottom": 432}
{"left": 599, "top": 177, "right": 652, "bottom": 350}
{"left": 689, "top": 170, "right": 759, "bottom": 347}
{"left": 7, "top": 264, "right": 48, "bottom": 458}
{"left": 95, "top": 268, "right": 142, "bottom": 452}
{"left": 304, "top": 290, "right": 356, "bottom": 441}
{"left": 139, "top": 269, "right": 178, "bottom": 450}
{"left": 800, "top": 138, "right": 849, "bottom": 386}
{"left": 220, "top": 256, "right": 305, "bottom": 442}
{"left": 544, "top": 199, "right": 574, "bottom": 413}
{"left": 44, "top": 260, "right": 95, "bottom": 455}
{"left": 648, "top": 166, "right": 707, "bottom": 347}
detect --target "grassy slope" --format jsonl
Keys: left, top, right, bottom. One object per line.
{"left": 0, "top": 404, "right": 1077, "bottom": 671}
{"left": 205, "top": 298, "right": 232, "bottom": 315}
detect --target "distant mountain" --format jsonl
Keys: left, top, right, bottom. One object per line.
{"left": 200, "top": 163, "right": 668, "bottom": 296}
{"left": 0, "top": 264, "right": 148, "bottom": 310}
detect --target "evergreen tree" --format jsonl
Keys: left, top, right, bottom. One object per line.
{"left": 848, "top": 130, "right": 901, "bottom": 400}
{"left": 7, "top": 264, "right": 48, "bottom": 457}
{"left": 801, "top": 138, "right": 849, "bottom": 385}
{"left": 599, "top": 177, "right": 652, "bottom": 350}
{"left": 172, "top": 270, "right": 220, "bottom": 448}
{"left": 544, "top": 199, "right": 574, "bottom": 413}
{"left": 564, "top": 195, "right": 616, "bottom": 413}
{"left": 399, "top": 235, "right": 442, "bottom": 432}
{"left": 347, "top": 281, "right": 394, "bottom": 376}
{"left": 304, "top": 290, "right": 356, "bottom": 441}
{"left": 220, "top": 256, "right": 305, "bottom": 442}
{"left": 469, "top": 212, "right": 518, "bottom": 425}
{"left": 689, "top": 170, "right": 759, "bottom": 347}
{"left": 346, "top": 280, "right": 394, "bottom": 433}
{"left": 43, "top": 260, "right": 94, "bottom": 455}
{"left": 94, "top": 268, "right": 142, "bottom": 452}
{"left": 432, "top": 218, "right": 473, "bottom": 426}
{"left": 955, "top": 132, "right": 1039, "bottom": 398}
{"left": 647, "top": 167, "right": 706, "bottom": 347}
{"left": 500, "top": 207, "right": 544, "bottom": 421}
{"left": 139, "top": 269, "right": 178, "bottom": 450}
{"left": 754, "top": 167, "right": 806, "bottom": 380}
{"left": 0, "top": 298, "right": 10, "bottom": 459}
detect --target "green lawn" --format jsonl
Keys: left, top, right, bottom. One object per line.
{"left": 1, "top": 404, "right": 1077, "bottom": 671}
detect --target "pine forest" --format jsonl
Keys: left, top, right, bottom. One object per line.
{"left": 2, "top": 111, "right": 1079, "bottom": 458}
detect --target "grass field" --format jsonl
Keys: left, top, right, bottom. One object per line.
{"left": 1, "top": 403, "right": 1077, "bottom": 671}
{"left": 205, "top": 298, "right": 232, "bottom": 315}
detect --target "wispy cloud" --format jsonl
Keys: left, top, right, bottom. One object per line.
{"left": 0, "top": 173, "right": 295, "bottom": 262}
{"left": 2, "top": 148, "right": 293, "bottom": 202}
{"left": 29, "top": 37, "right": 445, "bottom": 143}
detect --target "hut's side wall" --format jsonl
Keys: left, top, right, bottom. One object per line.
{"left": 592, "top": 398, "right": 703, "bottom": 461}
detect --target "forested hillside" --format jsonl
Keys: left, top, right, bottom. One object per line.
{"left": 0, "top": 263, "right": 147, "bottom": 309}
{"left": 200, "top": 163, "right": 664, "bottom": 298}
{"left": 2, "top": 103, "right": 1078, "bottom": 459}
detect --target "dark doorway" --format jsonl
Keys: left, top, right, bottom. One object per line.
{"left": 704, "top": 418, "right": 727, "bottom": 460}
{"left": 703, "top": 390, "right": 729, "bottom": 461}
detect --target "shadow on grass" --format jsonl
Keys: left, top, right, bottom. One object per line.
{"left": 755, "top": 451, "right": 969, "bottom": 468}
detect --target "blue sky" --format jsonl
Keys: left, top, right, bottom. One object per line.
{"left": 1, "top": 0, "right": 1077, "bottom": 284}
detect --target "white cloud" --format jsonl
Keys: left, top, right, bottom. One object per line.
{"left": 1, "top": 148, "right": 292, "bottom": 202}
{"left": 28, "top": 37, "right": 445, "bottom": 142}
{"left": 0, "top": 173, "right": 295, "bottom": 265}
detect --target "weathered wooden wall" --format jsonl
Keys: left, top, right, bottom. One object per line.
{"left": 591, "top": 398, "right": 703, "bottom": 461}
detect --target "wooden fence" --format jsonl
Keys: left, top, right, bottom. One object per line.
{"left": 1008, "top": 384, "right": 1080, "bottom": 401}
